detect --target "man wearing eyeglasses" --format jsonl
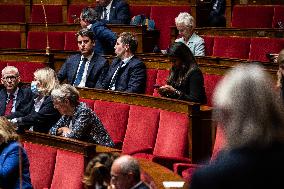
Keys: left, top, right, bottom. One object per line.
{"left": 0, "top": 66, "right": 33, "bottom": 118}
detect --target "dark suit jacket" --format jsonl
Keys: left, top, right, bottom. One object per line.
{"left": 90, "top": 21, "right": 117, "bottom": 55}
{"left": 96, "top": 56, "right": 146, "bottom": 93}
{"left": 0, "top": 87, "right": 33, "bottom": 118}
{"left": 95, "top": 0, "right": 130, "bottom": 24}
{"left": 58, "top": 53, "right": 109, "bottom": 88}
{"left": 0, "top": 141, "right": 32, "bottom": 189}
{"left": 17, "top": 95, "right": 61, "bottom": 133}
{"left": 190, "top": 142, "right": 284, "bottom": 189}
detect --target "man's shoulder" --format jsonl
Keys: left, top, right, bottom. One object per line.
{"left": 113, "top": 0, "right": 129, "bottom": 7}
{"left": 129, "top": 57, "right": 145, "bottom": 67}
{"left": 66, "top": 54, "right": 81, "bottom": 61}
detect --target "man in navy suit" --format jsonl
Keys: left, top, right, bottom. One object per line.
{"left": 58, "top": 28, "right": 109, "bottom": 88}
{"left": 95, "top": 0, "right": 131, "bottom": 24}
{"left": 0, "top": 66, "right": 33, "bottom": 118}
{"left": 96, "top": 32, "right": 146, "bottom": 93}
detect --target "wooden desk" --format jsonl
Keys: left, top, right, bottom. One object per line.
{"left": 139, "top": 158, "right": 188, "bottom": 189}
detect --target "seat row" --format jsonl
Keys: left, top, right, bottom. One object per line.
{"left": 231, "top": 5, "right": 284, "bottom": 28}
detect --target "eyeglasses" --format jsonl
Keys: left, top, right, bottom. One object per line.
{"left": 2, "top": 75, "right": 18, "bottom": 81}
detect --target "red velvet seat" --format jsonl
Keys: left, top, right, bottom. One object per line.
{"left": 6, "top": 61, "right": 46, "bottom": 82}
{"left": 0, "top": 61, "right": 7, "bottom": 72}
{"left": 27, "top": 31, "right": 65, "bottom": 50}
{"left": 249, "top": 37, "right": 284, "bottom": 62}
{"left": 64, "top": 31, "right": 78, "bottom": 51}
{"left": 50, "top": 150, "right": 84, "bottom": 189}
{"left": 153, "top": 69, "right": 170, "bottom": 96}
{"left": 0, "top": 31, "right": 21, "bottom": 49}
{"left": 130, "top": 5, "right": 151, "bottom": 18}
{"left": 122, "top": 105, "right": 160, "bottom": 158}
{"left": 173, "top": 123, "right": 226, "bottom": 181}
{"left": 145, "top": 69, "right": 158, "bottom": 95}
{"left": 213, "top": 36, "right": 251, "bottom": 59}
{"left": 30, "top": 5, "right": 63, "bottom": 23}
{"left": 273, "top": 6, "right": 284, "bottom": 28}
{"left": 202, "top": 35, "right": 214, "bottom": 56}
{"left": 203, "top": 73, "right": 223, "bottom": 107}
{"left": 23, "top": 142, "right": 57, "bottom": 189}
{"left": 150, "top": 6, "right": 191, "bottom": 49}
{"left": 152, "top": 110, "right": 191, "bottom": 170}
{"left": 94, "top": 100, "right": 130, "bottom": 148}
{"left": 231, "top": 5, "right": 274, "bottom": 28}
{"left": 0, "top": 5, "right": 25, "bottom": 23}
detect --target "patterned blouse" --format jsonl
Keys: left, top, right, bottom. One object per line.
{"left": 50, "top": 102, "right": 114, "bottom": 147}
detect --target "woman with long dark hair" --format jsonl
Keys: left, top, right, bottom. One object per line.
{"left": 158, "top": 42, "right": 206, "bottom": 104}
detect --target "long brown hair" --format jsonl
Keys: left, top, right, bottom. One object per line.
{"left": 167, "top": 42, "right": 198, "bottom": 87}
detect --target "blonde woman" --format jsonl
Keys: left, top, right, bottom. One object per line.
{"left": 0, "top": 117, "right": 32, "bottom": 189}
{"left": 10, "top": 67, "right": 61, "bottom": 133}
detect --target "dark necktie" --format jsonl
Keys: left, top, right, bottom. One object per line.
{"left": 73, "top": 58, "right": 88, "bottom": 86}
{"left": 103, "top": 7, "right": 107, "bottom": 20}
{"left": 4, "top": 94, "right": 14, "bottom": 116}
{"left": 108, "top": 61, "right": 123, "bottom": 90}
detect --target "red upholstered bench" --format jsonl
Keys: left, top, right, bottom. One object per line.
{"left": 27, "top": 31, "right": 65, "bottom": 50}
{"left": 249, "top": 37, "right": 284, "bottom": 62}
{"left": 0, "top": 31, "right": 21, "bottom": 49}
{"left": 231, "top": 5, "right": 274, "bottom": 28}
{"left": 64, "top": 31, "right": 78, "bottom": 51}
{"left": 30, "top": 5, "right": 63, "bottom": 24}
{"left": 153, "top": 69, "right": 170, "bottom": 96}
{"left": 212, "top": 36, "right": 251, "bottom": 59}
{"left": 130, "top": 5, "right": 151, "bottom": 18}
{"left": 273, "top": 6, "right": 284, "bottom": 28}
{"left": 67, "top": 4, "right": 90, "bottom": 24}
{"left": 202, "top": 35, "right": 215, "bottom": 56}
{"left": 0, "top": 4, "right": 25, "bottom": 23}
{"left": 203, "top": 73, "right": 223, "bottom": 107}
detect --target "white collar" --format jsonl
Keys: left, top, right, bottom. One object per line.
{"left": 105, "top": 0, "right": 113, "bottom": 12}
{"left": 81, "top": 52, "right": 94, "bottom": 62}
{"left": 7, "top": 87, "right": 19, "bottom": 98}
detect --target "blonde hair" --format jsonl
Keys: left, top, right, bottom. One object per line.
{"left": 175, "top": 12, "right": 195, "bottom": 29}
{"left": 0, "top": 117, "right": 18, "bottom": 144}
{"left": 276, "top": 49, "right": 284, "bottom": 88}
{"left": 34, "top": 67, "right": 58, "bottom": 96}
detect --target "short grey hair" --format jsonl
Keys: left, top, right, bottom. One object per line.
{"left": 51, "top": 84, "right": 79, "bottom": 107}
{"left": 2, "top": 66, "right": 19, "bottom": 77}
{"left": 213, "top": 64, "right": 284, "bottom": 150}
{"left": 175, "top": 12, "right": 195, "bottom": 29}
{"left": 115, "top": 155, "right": 141, "bottom": 182}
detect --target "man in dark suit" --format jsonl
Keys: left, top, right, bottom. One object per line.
{"left": 96, "top": 32, "right": 146, "bottom": 93}
{"left": 58, "top": 28, "right": 109, "bottom": 88}
{"left": 0, "top": 66, "right": 33, "bottom": 118}
{"left": 95, "top": 0, "right": 131, "bottom": 24}
{"left": 208, "top": 0, "right": 226, "bottom": 27}
{"left": 79, "top": 7, "right": 117, "bottom": 55}
{"left": 111, "top": 155, "right": 150, "bottom": 189}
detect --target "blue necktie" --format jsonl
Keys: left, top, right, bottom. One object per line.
{"left": 108, "top": 61, "right": 123, "bottom": 90}
{"left": 73, "top": 58, "right": 87, "bottom": 86}
{"left": 103, "top": 7, "right": 107, "bottom": 20}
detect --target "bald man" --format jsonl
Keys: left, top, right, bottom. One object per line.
{"left": 110, "top": 155, "right": 149, "bottom": 189}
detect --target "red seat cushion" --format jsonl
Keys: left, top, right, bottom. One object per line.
{"left": 249, "top": 37, "right": 284, "bottom": 62}
{"left": 64, "top": 31, "right": 78, "bottom": 51}
{"left": 23, "top": 142, "right": 57, "bottom": 189}
{"left": 0, "top": 31, "right": 21, "bottom": 48}
{"left": 153, "top": 110, "right": 189, "bottom": 158}
{"left": 273, "top": 6, "right": 284, "bottom": 28}
{"left": 0, "top": 5, "right": 25, "bottom": 23}
{"left": 213, "top": 36, "right": 251, "bottom": 59}
{"left": 153, "top": 69, "right": 170, "bottom": 96}
{"left": 94, "top": 100, "right": 130, "bottom": 148}
{"left": 50, "top": 150, "right": 84, "bottom": 189}
{"left": 27, "top": 31, "right": 65, "bottom": 50}
{"left": 122, "top": 105, "right": 160, "bottom": 155}
{"left": 30, "top": 5, "right": 63, "bottom": 23}
{"left": 231, "top": 5, "right": 274, "bottom": 28}
{"left": 150, "top": 6, "right": 191, "bottom": 49}
{"left": 202, "top": 35, "right": 214, "bottom": 56}
{"left": 145, "top": 69, "right": 158, "bottom": 95}
{"left": 67, "top": 4, "right": 89, "bottom": 24}
{"left": 203, "top": 73, "right": 223, "bottom": 107}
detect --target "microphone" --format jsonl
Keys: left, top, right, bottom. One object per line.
{"left": 41, "top": 0, "right": 50, "bottom": 55}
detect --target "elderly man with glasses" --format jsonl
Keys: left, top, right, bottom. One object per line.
{"left": 0, "top": 66, "right": 33, "bottom": 118}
